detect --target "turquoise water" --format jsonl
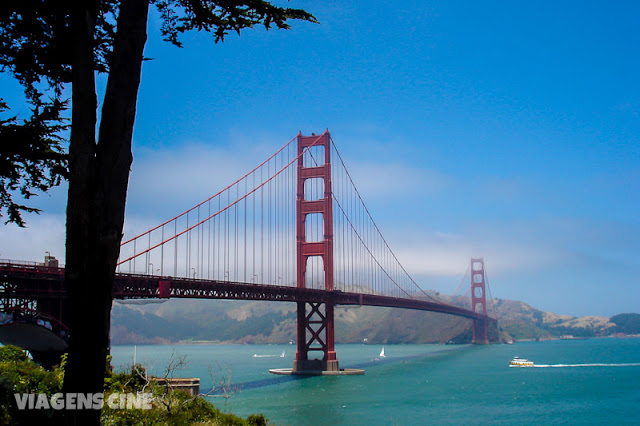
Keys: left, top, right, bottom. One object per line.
{"left": 111, "top": 339, "right": 640, "bottom": 425}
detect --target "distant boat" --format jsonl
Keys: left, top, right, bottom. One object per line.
{"left": 380, "top": 347, "right": 385, "bottom": 358}
{"left": 253, "top": 352, "right": 282, "bottom": 358}
{"left": 509, "top": 356, "right": 534, "bottom": 367}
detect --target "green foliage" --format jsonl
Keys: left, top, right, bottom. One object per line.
{"left": 0, "top": 346, "right": 64, "bottom": 395}
{"left": 0, "top": 0, "right": 315, "bottom": 227}
{"left": 154, "top": 0, "right": 317, "bottom": 47}
{"left": 0, "top": 1, "right": 119, "bottom": 98}
{"left": 610, "top": 313, "right": 640, "bottom": 334}
{"left": 1, "top": 0, "right": 316, "bottom": 91}
{"left": 0, "top": 345, "right": 29, "bottom": 363}
{"left": 104, "top": 363, "right": 149, "bottom": 394}
{"left": 0, "top": 0, "right": 110, "bottom": 225}
{"left": 101, "top": 390, "right": 268, "bottom": 425}
{"left": 101, "top": 362, "right": 268, "bottom": 426}
{"left": 0, "top": 345, "right": 64, "bottom": 424}
{"left": 0, "top": 348, "right": 267, "bottom": 425}
{"left": 247, "top": 414, "right": 268, "bottom": 426}
{"left": 0, "top": 99, "right": 68, "bottom": 226}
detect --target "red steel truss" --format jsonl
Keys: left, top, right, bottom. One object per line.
{"left": 0, "top": 263, "right": 492, "bottom": 318}
{"left": 0, "top": 260, "right": 495, "bottom": 360}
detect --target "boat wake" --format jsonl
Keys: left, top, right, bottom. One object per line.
{"left": 253, "top": 351, "right": 286, "bottom": 358}
{"left": 532, "top": 363, "right": 640, "bottom": 368}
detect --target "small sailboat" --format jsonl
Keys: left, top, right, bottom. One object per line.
{"left": 280, "top": 351, "right": 285, "bottom": 358}
{"left": 379, "top": 347, "right": 385, "bottom": 358}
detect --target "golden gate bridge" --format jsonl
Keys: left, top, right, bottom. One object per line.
{"left": 0, "top": 130, "right": 496, "bottom": 372}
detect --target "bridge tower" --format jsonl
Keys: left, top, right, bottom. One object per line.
{"left": 471, "top": 257, "right": 489, "bottom": 344}
{"left": 293, "top": 130, "right": 339, "bottom": 372}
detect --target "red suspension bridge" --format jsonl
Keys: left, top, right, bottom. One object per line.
{"left": 0, "top": 130, "right": 496, "bottom": 372}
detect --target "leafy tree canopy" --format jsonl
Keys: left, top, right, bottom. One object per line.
{"left": 0, "top": 0, "right": 316, "bottom": 226}
{"left": 0, "top": 99, "right": 67, "bottom": 226}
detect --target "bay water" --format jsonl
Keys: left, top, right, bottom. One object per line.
{"left": 111, "top": 338, "right": 640, "bottom": 425}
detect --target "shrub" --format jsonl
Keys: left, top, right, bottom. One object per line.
{"left": 0, "top": 345, "right": 64, "bottom": 424}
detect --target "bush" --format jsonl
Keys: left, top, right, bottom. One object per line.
{"left": 0, "top": 345, "right": 30, "bottom": 363}
{"left": 0, "top": 345, "right": 64, "bottom": 424}
{"left": 0, "top": 346, "right": 268, "bottom": 425}
{"left": 101, "top": 387, "right": 269, "bottom": 426}
{"left": 102, "top": 361, "right": 269, "bottom": 425}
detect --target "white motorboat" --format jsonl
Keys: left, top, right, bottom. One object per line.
{"left": 509, "top": 356, "right": 534, "bottom": 367}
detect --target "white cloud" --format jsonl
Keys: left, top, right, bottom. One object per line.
{"left": 345, "top": 162, "right": 451, "bottom": 201}
{"left": 0, "top": 214, "right": 66, "bottom": 263}
{"left": 387, "top": 227, "right": 563, "bottom": 279}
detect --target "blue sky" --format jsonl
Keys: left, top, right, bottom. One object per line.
{"left": 1, "top": 0, "right": 638, "bottom": 317}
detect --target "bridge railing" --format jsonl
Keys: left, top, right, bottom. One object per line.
{"left": 0, "top": 259, "right": 65, "bottom": 275}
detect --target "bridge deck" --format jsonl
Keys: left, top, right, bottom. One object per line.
{"left": 0, "top": 262, "right": 494, "bottom": 322}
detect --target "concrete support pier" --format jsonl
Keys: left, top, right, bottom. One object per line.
{"left": 270, "top": 366, "right": 364, "bottom": 376}
{"left": 293, "top": 358, "right": 340, "bottom": 372}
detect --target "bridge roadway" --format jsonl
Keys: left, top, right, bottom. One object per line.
{"left": 1, "top": 261, "right": 492, "bottom": 322}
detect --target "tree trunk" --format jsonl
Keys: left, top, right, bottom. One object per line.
{"left": 63, "top": 1, "right": 149, "bottom": 424}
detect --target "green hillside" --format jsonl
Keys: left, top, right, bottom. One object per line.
{"left": 610, "top": 313, "right": 640, "bottom": 334}
{"left": 111, "top": 299, "right": 476, "bottom": 345}
{"left": 110, "top": 297, "right": 638, "bottom": 345}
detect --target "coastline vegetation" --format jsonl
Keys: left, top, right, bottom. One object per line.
{"left": 0, "top": 345, "right": 267, "bottom": 425}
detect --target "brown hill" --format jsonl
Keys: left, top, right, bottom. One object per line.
{"left": 110, "top": 296, "right": 623, "bottom": 345}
